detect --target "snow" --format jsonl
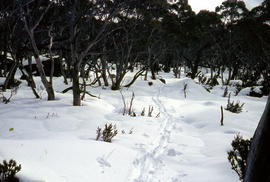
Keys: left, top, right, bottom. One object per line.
{"left": 0, "top": 72, "right": 267, "bottom": 182}
{"left": 22, "top": 56, "right": 50, "bottom": 66}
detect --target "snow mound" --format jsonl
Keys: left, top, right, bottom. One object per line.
{"left": 162, "top": 78, "right": 215, "bottom": 100}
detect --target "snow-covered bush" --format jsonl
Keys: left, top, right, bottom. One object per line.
{"left": 0, "top": 87, "right": 19, "bottom": 104}
{"left": 206, "top": 76, "right": 219, "bottom": 87}
{"left": 249, "top": 86, "right": 263, "bottom": 98}
{"left": 96, "top": 123, "right": 118, "bottom": 143}
{"left": 0, "top": 159, "right": 21, "bottom": 182}
{"left": 225, "top": 94, "right": 244, "bottom": 113}
{"left": 228, "top": 134, "right": 251, "bottom": 181}
{"left": 198, "top": 74, "right": 207, "bottom": 84}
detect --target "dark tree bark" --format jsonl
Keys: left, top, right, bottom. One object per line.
{"left": 71, "top": 65, "right": 81, "bottom": 106}
{"left": 244, "top": 95, "right": 270, "bottom": 182}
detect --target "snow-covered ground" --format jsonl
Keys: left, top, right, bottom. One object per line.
{"left": 0, "top": 71, "right": 267, "bottom": 182}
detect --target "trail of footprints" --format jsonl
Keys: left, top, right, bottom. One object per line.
{"left": 128, "top": 85, "right": 206, "bottom": 182}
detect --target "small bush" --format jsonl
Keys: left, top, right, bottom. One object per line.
{"left": 206, "top": 76, "right": 219, "bottom": 87}
{"left": 228, "top": 134, "right": 252, "bottom": 181}
{"left": 159, "top": 78, "right": 166, "bottom": 84}
{"left": 0, "top": 159, "right": 21, "bottom": 182}
{"left": 198, "top": 74, "right": 207, "bottom": 84}
{"left": 225, "top": 94, "right": 244, "bottom": 113}
{"left": 235, "top": 84, "right": 243, "bottom": 96}
{"left": 96, "top": 123, "right": 118, "bottom": 143}
{"left": 249, "top": 87, "right": 263, "bottom": 98}
{"left": 0, "top": 87, "right": 19, "bottom": 104}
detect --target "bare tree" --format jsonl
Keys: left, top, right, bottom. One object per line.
{"left": 66, "top": 0, "right": 124, "bottom": 105}
{"left": 21, "top": 0, "right": 55, "bottom": 100}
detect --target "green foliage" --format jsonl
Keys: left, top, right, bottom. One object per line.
{"left": 0, "top": 159, "right": 21, "bottom": 182}
{"left": 228, "top": 134, "right": 252, "bottom": 181}
{"left": 96, "top": 123, "right": 118, "bottom": 143}
{"left": 225, "top": 94, "right": 244, "bottom": 113}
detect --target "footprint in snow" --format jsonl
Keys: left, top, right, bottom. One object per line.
{"left": 97, "top": 156, "right": 111, "bottom": 173}
{"left": 97, "top": 157, "right": 111, "bottom": 168}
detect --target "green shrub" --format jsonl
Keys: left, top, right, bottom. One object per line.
{"left": 0, "top": 159, "right": 21, "bottom": 182}
{"left": 228, "top": 134, "right": 251, "bottom": 181}
{"left": 96, "top": 123, "right": 118, "bottom": 143}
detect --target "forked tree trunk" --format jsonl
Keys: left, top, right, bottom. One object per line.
{"left": 22, "top": 2, "right": 55, "bottom": 101}
{"left": 244, "top": 95, "right": 270, "bottom": 182}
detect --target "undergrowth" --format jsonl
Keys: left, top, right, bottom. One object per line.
{"left": 228, "top": 134, "right": 252, "bottom": 181}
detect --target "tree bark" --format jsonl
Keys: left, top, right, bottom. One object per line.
{"left": 244, "top": 95, "right": 270, "bottom": 182}
{"left": 3, "top": 62, "right": 18, "bottom": 90}
{"left": 71, "top": 66, "right": 81, "bottom": 106}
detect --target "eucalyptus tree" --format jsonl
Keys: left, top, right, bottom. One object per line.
{"left": 0, "top": 0, "right": 30, "bottom": 90}
{"left": 19, "top": 0, "right": 56, "bottom": 100}
{"left": 181, "top": 10, "right": 222, "bottom": 79}
{"left": 215, "top": 0, "right": 249, "bottom": 82}
{"left": 58, "top": 0, "right": 130, "bottom": 105}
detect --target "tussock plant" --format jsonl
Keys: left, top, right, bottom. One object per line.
{"left": 96, "top": 123, "right": 118, "bottom": 143}
{"left": 225, "top": 94, "right": 244, "bottom": 113}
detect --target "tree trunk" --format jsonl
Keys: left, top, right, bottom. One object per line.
{"left": 59, "top": 56, "right": 68, "bottom": 85}
{"left": 3, "top": 62, "right": 18, "bottom": 90}
{"left": 33, "top": 55, "right": 55, "bottom": 101}
{"left": 101, "top": 58, "right": 109, "bottom": 86}
{"left": 72, "top": 66, "right": 81, "bottom": 106}
{"left": 244, "top": 95, "right": 270, "bottom": 182}
{"left": 19, "top": 68, "right": 40, "bottom": 99}
{"left": 227, "top": 67, "right": 232, "bottom": 84}
{"left": 22, "top": 2, "right": 54, "bottom": 100}
{"left": 231, "top": 63, "right": 239, "bottom": 80}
